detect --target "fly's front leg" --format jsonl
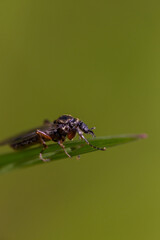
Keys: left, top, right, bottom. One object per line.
{"left": 36, "top": 130, "right": 52, "bottom": 162}
{"left": 58, "top": 140, "right": 71, "bottom": 158}
{"left": 77, "top": 128, "right": 106, "bottom": 151}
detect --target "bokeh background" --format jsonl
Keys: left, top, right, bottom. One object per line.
{"left": 0, "top": 0, "right": 159, "bottom": 239}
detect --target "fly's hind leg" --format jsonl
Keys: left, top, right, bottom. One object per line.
{"left": 58, "top": 140, "right": 71, "bottom": 158}
{"left": 36, "top": 130, "right": 52, "bottom": 162}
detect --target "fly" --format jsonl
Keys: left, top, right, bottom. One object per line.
{"left": 0, "top": 115, "right": 106, "bottom": 162}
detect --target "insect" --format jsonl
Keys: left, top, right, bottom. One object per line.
{"left": 0, "top": 115, "right": 106, "bottom": 161}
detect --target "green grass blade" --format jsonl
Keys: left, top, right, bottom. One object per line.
{"left": 0, "top": 134, "right": 147, "bottom": 174}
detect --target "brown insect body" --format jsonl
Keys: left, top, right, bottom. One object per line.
{"left": 0, "top": 115, "right": 106, "bottom": 161}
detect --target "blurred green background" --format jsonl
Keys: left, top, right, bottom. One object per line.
{"left": 0, "top": 0, "right": 159, "bottom": 239}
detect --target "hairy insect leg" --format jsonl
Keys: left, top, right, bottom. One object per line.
{"left": 77, "top": 130, "right": 106, "bottom": 151}
{"left": 58, "top": 141, "right": 71, "bottom": 158}
{"left": 36, "top": 130, "right": 52, "bottom": 162}
{"left": 76, "top": 155, "right": 80, "bottom": 160}
{"left": 39, "top": 148, "right": 50, "bottom": 162}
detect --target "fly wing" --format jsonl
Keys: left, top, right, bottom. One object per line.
{"left": 0, "top": 125, "right": 49, "bottom": 146}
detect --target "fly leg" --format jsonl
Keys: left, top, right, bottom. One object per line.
{"left": 58, "top": 140, "right": 71, "bottom": 158}
{"left": 77, "top": 129, "right": 106, "bottom": 151}
{"left": 76, "top": 155, "right": 80, "bottom": 160}
{"left": 36, "top": 130, "right": 52, "bottom": 162}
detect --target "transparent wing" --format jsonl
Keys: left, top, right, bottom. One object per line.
{"left": 0, "top": 124, "right": 50, "bottom": 146}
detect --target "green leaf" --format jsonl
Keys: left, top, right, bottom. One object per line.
{"left": 0, "top": 134, "right": 147, "bottom": 174}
